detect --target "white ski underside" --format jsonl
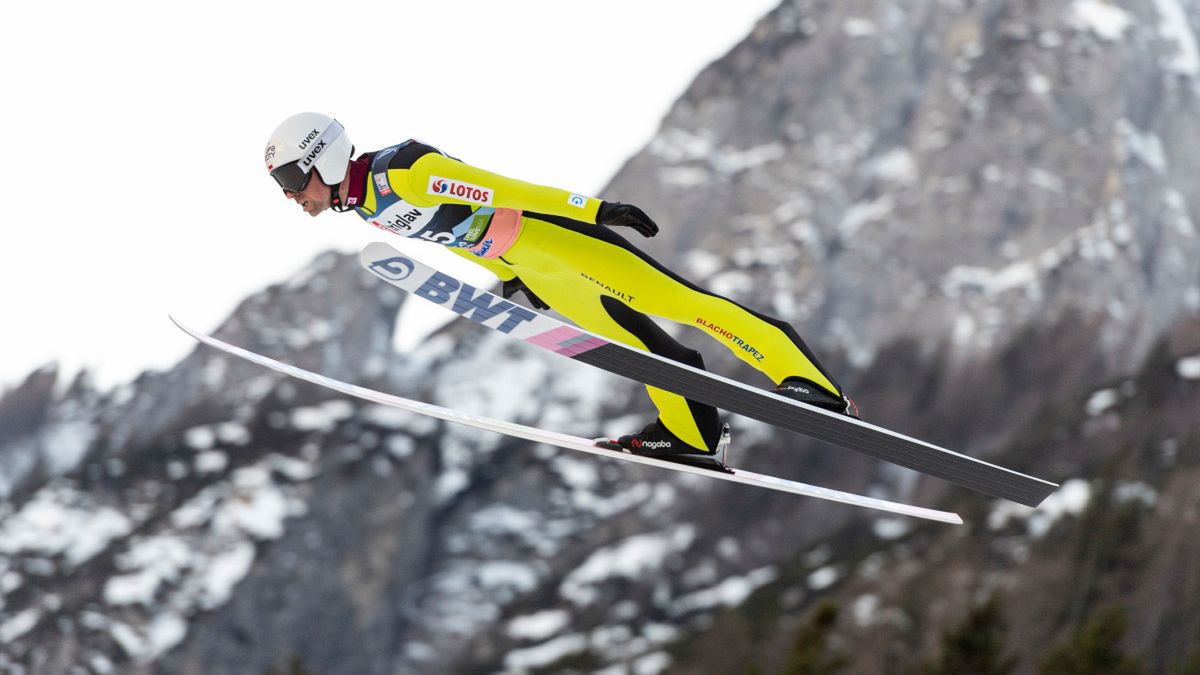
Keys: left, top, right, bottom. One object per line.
{"left": 171, "top": 317, "right": 962, "bottom": 524}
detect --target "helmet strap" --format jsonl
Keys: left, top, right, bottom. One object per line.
{"left": 329, "top": 183, "right": 344, "bottom": 211}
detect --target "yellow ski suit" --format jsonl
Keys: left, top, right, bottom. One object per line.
{"left": 351, "top": 140, "right": 843, "bottom": 451}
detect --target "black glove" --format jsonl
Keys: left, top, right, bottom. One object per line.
{"left": 596, "top": 201, "right": 659, "bottom": 238}
{"left": 501, "top": 277, "right": 550, "bottom": 310}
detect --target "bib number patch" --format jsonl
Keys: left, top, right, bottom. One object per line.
{"left": 371, "top": 201, "right": 437, "bottom": 235}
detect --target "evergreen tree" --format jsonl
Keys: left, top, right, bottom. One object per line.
{"left": 1179, "top": 650, "right": 1200, "bottom": 675}
{"left": 265, "top": 655, "right": 317, "bottom": 675}
{"left": 783, "top": 601, "right": 848, "bottom": 675}
{"left": 911, "top": 593, "right": 1017, "bottom": 675}
{"left": 1174, "top": 639, "right": 1200, "bottom": 675}
{"left": 1039, "top": 605, "right": 1146, "bottom": 675}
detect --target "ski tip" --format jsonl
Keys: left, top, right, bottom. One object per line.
{"left": 167, "top": 314, "right": 194, "bottom": 336}
{"left": 358, "top": 241, "right": 395, "bottom": 264}
{"left": 167, "top": 315, "right": 209, "bottom": 346}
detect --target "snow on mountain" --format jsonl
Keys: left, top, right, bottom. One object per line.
{"left": 611, "top": 0, "right": 1200, "bottom": 376}
{"left": 1177, "top": 353, "right": 1200, "bottom": 378}
{"left": 4, "top": 0, "right": 1200, "bottom": 672}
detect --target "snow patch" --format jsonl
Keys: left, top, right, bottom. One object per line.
{"left": 872, "top": 517, "right": 912, "bottom": 540}
{"left": 109, "top": 612, "right": 187, "bottom": 663}
{"left": 560, "top": 526, "right": 696, "bottom": 605}
{"left": 941, "top": 261, "right": 1039, "bottom": 299}
{"left": 1027, "top": 71, "right": 1053, "bottom": 95}
{"left": 435, "top": 469, "right": 469, "bottom": 503}
{"left": 361, "top": 404, "right": 438, "bottom": 435}
{"left": 671, "top": 566, "right": 778, "bottom": 614}
{"left": 202, "top": 357, "right": 227, "bottom": 390}
{"left": 807, "top": 565, "right": 840, "bottom": 591}
{"left": 267, "top": 453, "right": 318, "bottom": 481}
{"left": 864, "top": 149, "right": 918, "bottom": 184}
{"left": 41, "top": 421, "right": 96, "bottom": 474}
{"left": 988, "top": 479, "right": 1092, "bottom": 537}
{"left": 1067, "top": 0, "right": 1134, "bottom": 41}
{"left": 1086, "top": 388, "right": 1120, "bottom": 416}
{"left": 1164, "top": 190, "right": 1197, "bottom": 236}
{"left": 1176, "top": 355, "right": 1200, "bottom": 379}
{"left": 475, "top": 560, "right": 539, "bottom": 594}
{"left": 1153, "top": 0, "right": 1200, "bottom": 76}
{"left": 852, "top": 594, "right": 880, "bottom": 627}
{"left": 551, "top": 455, "right": 600, "bottom": 491}
{"left": 570, "top": 482, "right": 654, "bottom": 519}
{"left": 105, "top": 569, "right": 165, "bottom": 606}
{"left": 193, "top": 541, "right": 255, "bottom": 610}
{"left": 684, "top": 250, "right": 725, "bottom": 280}
{"left": 109, "top": 532, "right": 191, "bottom": 587}
{"left": 508, "top": 609, "right": 571, "bottom": 641}
{"left": 658, "top": 166, "right": 710, "bottom": 187}
{"left": 1115, "top": 481, "right": 1158, "bottom": 506}
{"left": 194, "top": 451, "right": 228, "bottom": 475}
{"left": 212, "top": 468, "right": 291, "bottom": 540}
{"left": 1028, "top": 168, "right": 1064, "bottom": 192}
{"left": 1119, "top": 120, "right": 1168, "bottom": 173}
{"left": 634, "top": 651, "right": 673, "bottom": 675}
{"left": 386, "top": 434, "right": 415, "bottom": 458}
{"left": 184, "top": 425, "right": 216, "bottom": 450}
{"left": 713, "top": 142, "right": 786, "bottom": 175}
{"left": 0, "top": 486, "right": 133, "bottom": 568}
{"left": 839, "top": 195, "right": 895, "bottom": 238}
{"left": 0, "top": 608, "right": 39, "bottom": 642}
{"left": 290, "top": 400, "right": 355, "bottom": 432}
{"left": 843, "top": 18, "right": 877, "bottom": 37}
{"left": 708, "top": 270, "right": 754, "bottom": 297}
{"left": 649, "top": 128, "right": 714, "bottom": 164}
{"left": 504, "top": 633, "right": 589, "bottom": 671}
{"left": 215, "top": 422, "right": 250, "bottom": 446}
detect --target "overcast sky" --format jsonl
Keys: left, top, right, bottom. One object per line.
{"left": 1, "top": 0, "right": 778, "bottom": 391}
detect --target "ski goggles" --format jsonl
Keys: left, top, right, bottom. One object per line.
{"left": 269, "top": 161, "right": 313, "bottom": 194}
{"left": 269, "top": 120, "right": 344, "bottom": 193}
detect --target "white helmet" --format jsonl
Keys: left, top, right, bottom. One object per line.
{"left": 264, "top": 112, "right": 353, "bottom": 192}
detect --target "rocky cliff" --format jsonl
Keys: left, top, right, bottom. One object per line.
{"left": 3, "top": 0, "right": 1200, "bottom": 673}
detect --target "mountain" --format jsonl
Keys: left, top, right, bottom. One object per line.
{"left": 3, "top": 0, "right": 1200, "bottom": 673}
{"left": 610, "top": 0, "right": 1200, "bottom": 376}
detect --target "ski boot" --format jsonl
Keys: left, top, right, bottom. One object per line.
{"left": 774, "top": 377, "right": 860, "bottom": 419}
{"left": 596, "top": 420, "right": 732, "bottom": 473}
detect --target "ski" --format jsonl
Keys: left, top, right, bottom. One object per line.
{"left": 170, "top": 317, "right": 961, "bottom": 524}
{"left": 359, "top": 241, "right": 1058, "bottom": 507}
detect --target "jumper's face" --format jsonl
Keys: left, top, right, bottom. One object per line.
{"left": 283, "top": 170, "right": 332, "bottom": 217}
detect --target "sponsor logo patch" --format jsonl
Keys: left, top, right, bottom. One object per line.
{"left": 402, "top": 268, "right": 537, "bottom": 334}
{"left": 579, "top": 272, "right": 635, "bottom": 304}
{"left": 568, "top": 193, "right": 588, "bottom": 208}
{"left": 471, "top": 238, "right": 494, "bottom": 257}
{"left": 372, "top": 202, "right": 436, "bottom": 235}
{"left": 696, "top": 318, "right": 765, "bottom": 362}
{"left": 428, "top": 176, "right": 494, "bottom": 205}
{"left": 374, "top": 172, "right": 392, "bottom": 196}
{"left": 297, "top": 128, "right": 320, "bottom": 150}
{"left": 464, "top": 213, "right": 491, "bottom": 243}
{"left": 300, "top": 140, "right": 327, "bottom": 168}
{"left": 369, "top": 256, "right": 415, "bottom": 281}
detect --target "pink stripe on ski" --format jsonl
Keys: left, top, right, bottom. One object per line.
{"left": 559, "top": 336, "right": 608, "bottom": 356}
{"left": 525, "top": 326, "right": 608, "bottom": 356}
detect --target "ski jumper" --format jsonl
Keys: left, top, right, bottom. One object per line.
{"left": 351, "top": 140, "right": 844, "bottom": 451}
